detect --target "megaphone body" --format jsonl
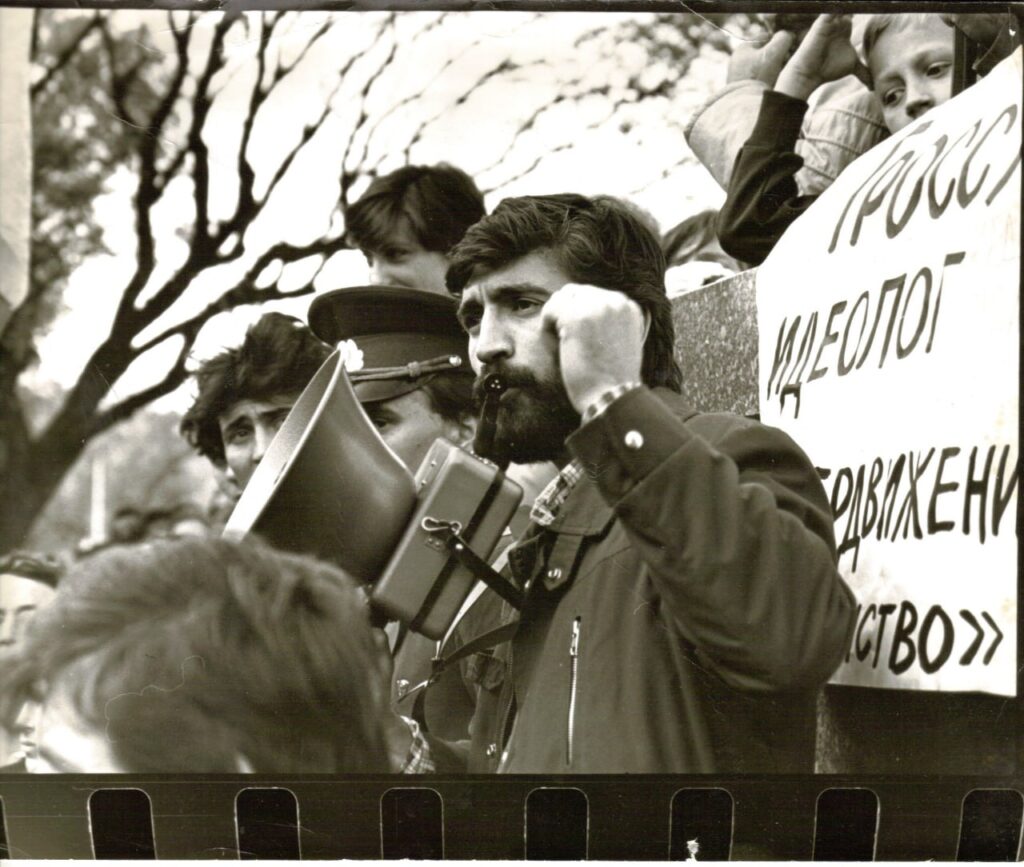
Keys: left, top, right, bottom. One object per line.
{"left": 224, "top": 350, "right": 522, "bottom": 639}
{"left": 224, "top": 349, "right": 418, "bottom": 583}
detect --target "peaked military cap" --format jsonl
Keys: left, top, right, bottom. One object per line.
{"left": 308, "top": 285, "right": 471, "bottom": 404}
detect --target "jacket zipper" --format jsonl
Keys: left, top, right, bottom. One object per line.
{"left": 495, "top": 643, "right": 515, "bottom": 770}
{"left": 566, "top": 616, "right": 581, "bottom": 766}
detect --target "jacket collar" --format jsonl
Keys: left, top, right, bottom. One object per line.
{"left": 539, "top": 470, "right": 615, "bottom": 537}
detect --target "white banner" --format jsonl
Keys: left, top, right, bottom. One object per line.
{"left": 757, "top": 50, "right": 1021, "bottom": 696}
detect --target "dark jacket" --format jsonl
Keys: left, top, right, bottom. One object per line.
{"left": 465, "top": 387, "right": 856, "bottom": 773}
{"left": 717, "top": 90, "right": 821, "bottom": 266}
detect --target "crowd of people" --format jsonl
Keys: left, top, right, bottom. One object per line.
{"left": 0, "top": 12, "right": 1017, "bottom": 775}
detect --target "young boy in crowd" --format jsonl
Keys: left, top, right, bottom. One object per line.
{"left": 345, "top": 163, "right": 486, "bottom": 294}
{"left": 717, "top": 13, "right": 963, "bottom": 265}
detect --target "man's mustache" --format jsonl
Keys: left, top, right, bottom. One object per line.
{"left": 472, "top": 364, "right": 545, "bottom": 405}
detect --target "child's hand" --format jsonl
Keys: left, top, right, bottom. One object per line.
{"left": 775, "top": 14, "right": 870, "bottom": 100}
{"left": 727, "top": 30, "right": 795, "bottom": 87}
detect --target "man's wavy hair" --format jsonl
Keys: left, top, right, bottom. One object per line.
{"left": 345, "top": 163, "right": 486, "bottom": 256}
{"left": 446, "top": 194, "right": 682, "bottom": 392}
{"left": 181, "top": 314, "right": 331, "bottom": 466}
{"left": 0, "top": 536, "right": 392, "bottom": 773}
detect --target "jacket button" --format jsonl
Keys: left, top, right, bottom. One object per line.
{"left": 396, "top": 678, "right": 410, "bottom": 698}
{"left": 486, "top": 743, "right": 498, "bottom": 757}
{"left": 547, "top": 567, "right": 562, "bottom": 581}
{"left": 624, "top": 430, "right": 644, "bottom": 449}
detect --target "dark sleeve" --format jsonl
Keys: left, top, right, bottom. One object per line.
{"left": 568, "top": 387, "right": 857, "bottom": 693}
{"left": 716, "top": 90, "right": 821, "bottom": 265}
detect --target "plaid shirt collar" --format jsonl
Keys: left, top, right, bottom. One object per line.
{"left": 399, "top": 716, "right": 435, "bottom": 773}
{"left": 529, "top": 459, "right": 585, "bottom": 527}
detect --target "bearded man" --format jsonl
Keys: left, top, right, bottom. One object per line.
{"left": 441, "top": 193, "right": 856, "bottom": 774}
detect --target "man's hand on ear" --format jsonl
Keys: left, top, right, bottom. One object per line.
{"left": 542, "top": 284, "right": 646, "bottom": 415}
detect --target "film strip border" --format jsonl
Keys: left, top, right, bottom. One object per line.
{"left": 1, "top": 777, "right": 1022, "bottom": 860}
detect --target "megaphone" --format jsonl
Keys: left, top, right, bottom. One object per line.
{"left": 224, "top": 349, "right": 417, "bottom": 583}
{"left": 224, "top": 351, "right": 524, "bottom": 639}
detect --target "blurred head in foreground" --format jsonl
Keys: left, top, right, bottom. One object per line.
{"left": 0, "top": 536, "right": 391, "bottom": 773}
{"left": 0, "top": 551, "right": 62, "bottom": 772}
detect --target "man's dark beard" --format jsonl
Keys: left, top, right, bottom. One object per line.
{"left": 473, "top": 364, "right": 581, "bottom": 464}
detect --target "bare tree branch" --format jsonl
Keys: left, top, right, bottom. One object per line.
{"left": 130, "top": 236, "right": 342, "bottom": 360}
{"left": 483, "top": 87, "right": 641, "bottom": 194}
{"left": 115, "top": 13, "right": 194, "bottom": 317}
{"left": 88, "top": 337, "right": 195, "bottom": 439}
{"left": 397, "top": 55, "right": 548, "bottom": 167}
{"left": 257, "top": 71, "right": 346, "bottom": 212}
{"left": 337, "top": 13, "right": 396, "bottom": 205}
{"left": 185, "top": 12, "right": 237, "bottom": 252}
{"left": 272, "top": 14, "right": 331, "bottom": 84}
{"left": 230, "top": 10, "right": 285, "bottom": 227}
{"left": 30, "top": 14, "right": 102, "bottom": 98}
{"left": 98, "top": 22, "right": 141, "bottom": 129}
{"left": 345, "top": 12, "right": 450, "bottom": 170}
{"left": 469, "top": 76, "right": 602, "bottom": 179}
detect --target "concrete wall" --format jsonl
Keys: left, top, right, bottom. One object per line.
{"left": 670, "top": 271, "right": 1021, "bottom": 775}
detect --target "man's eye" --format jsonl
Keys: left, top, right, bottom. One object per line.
{"left": 927, "top": 62, "right": 951, "bottom": 77}
{"left": 227, "top": 427, "right": 252, "bottom": 444}
{"left": 368, "top": 415, "right": 390, "bottom": 430}
{"left": 511, "top": 298, "right": 539, "bottom": 313}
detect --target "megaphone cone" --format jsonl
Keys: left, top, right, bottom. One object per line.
{"left": 224, "top": 350, "right": 418, "bottom": 583}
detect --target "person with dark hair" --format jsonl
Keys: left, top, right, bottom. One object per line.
{"left": 345, "top": 164, "right": 486, "bottom": 294}
{"left": 448, "top": 193, "right": 683, "bottom": 397}
{"left": 0, "top": 536, "right": 393, "bottom": 773}
{"left": 442, "top": 192, "right": 856, "bottom": 773}
{"left": 180, "top": 313, "right": 332, "bottom": 491}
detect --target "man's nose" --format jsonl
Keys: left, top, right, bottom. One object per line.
{"left": 474, "top": 310, "right": 513, "bottom": 368}
{"left": 252, "top": 425, "right": 275, "bottom": 464}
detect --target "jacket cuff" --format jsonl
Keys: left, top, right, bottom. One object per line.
{"left": 567, "top": 387, "right": 695, "bottom": 500}
{"left": 751, "top": 90, "right": 809, "bottom": 150}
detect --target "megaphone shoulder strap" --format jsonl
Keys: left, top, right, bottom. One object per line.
{"left": 407, "top": 618, "right": 521, "bottom": 732}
